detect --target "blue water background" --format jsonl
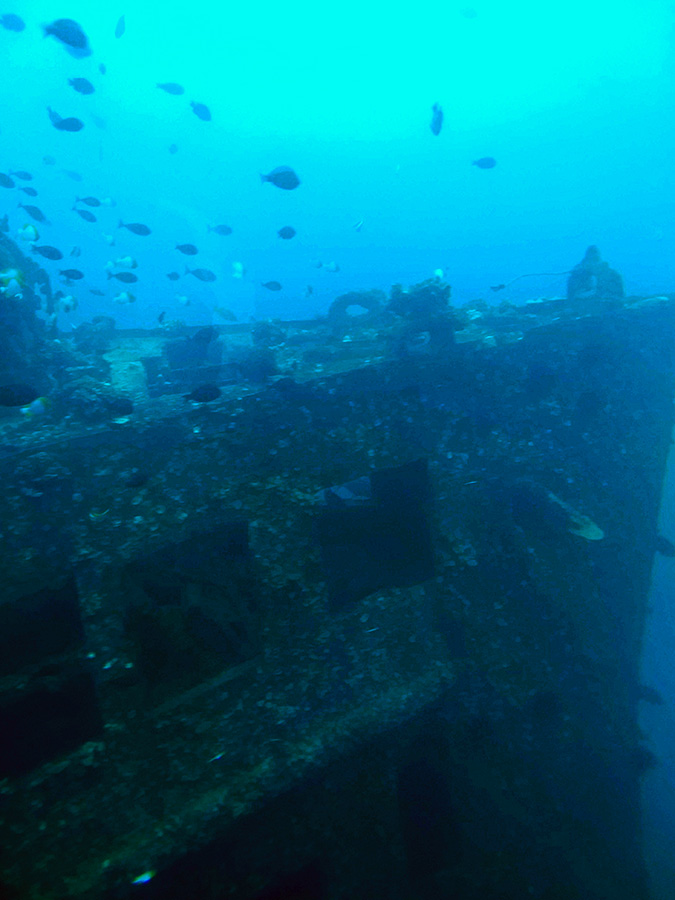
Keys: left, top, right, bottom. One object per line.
{"left": 1, "top": 1, "right": 673, "bottom": 330}
{"left": 2, "top": 3, "right": 675, "bottom": 895}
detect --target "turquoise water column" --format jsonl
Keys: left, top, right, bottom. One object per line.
{"left": 641, "top": 433, "right": 675, "bottom": 900}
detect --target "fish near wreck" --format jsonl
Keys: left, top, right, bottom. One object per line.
{"left": 107, "top": 271, "right": 138, "bottom": 283}
{"left": 184, "top": 266, "right": 216, "bottom": 282}
{"left": 74, "top": 208, "right": 97, "bottom": 222}
{"left": 47, "top": 107, "right": 84, "bottom": 132}
{"left": 43, "top": 19, "right": 91, "bottom": 59}
{"left": 18, "top": 203, "right": 49, "bottom": 224}
{"left": 44, "top": 18, "right": 89, "bottom": 49}
{"left": 1, "top": 13, "right": 25, "bottom": 31}
{"left": 157, "top": 83, "right": 184, "bottom": 95}
{"left": 430, "top": 102, "right": 443, "bottom": 136}
{"left": 208, "top": 224, "right": 232, "bottom": 236}
{"left": 119, "top": 220, "right": 151, "bottom": 236}
{"left": 31, "top": 245, "right": 63, "bottom": 260}
{"left": 190, "top": 101, "right": 211, "bottom": 121}
{"left": 18, "top": 224, "right": 39, "bottom": 241}
{"left": 68, "top": 77, "right": 95, "bottom": 95}
{"left": 260, "top": 166, "right": 300, "bottom": 190}
{"left": 504, "top": 479, "right": 604, "bottom": 541}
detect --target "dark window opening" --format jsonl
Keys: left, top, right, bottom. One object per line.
{"left": 122, "top": 522, "right": 260, "bottom": 701}
{"left": 0, "top": 665, "right": 102, "bottom": 778}
{"left": 315, "top": 459, "right": 434, "bottom": 610}
{"left": 397, "top": 730, "right": 461, "bottom": 890}
{"left": 0, "top": 576, "right": 83, "bottom": 676}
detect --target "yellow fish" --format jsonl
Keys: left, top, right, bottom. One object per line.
{"left": 18, "top": 224, "right": 39, "bottom": 242}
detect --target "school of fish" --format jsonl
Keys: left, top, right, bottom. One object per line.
{"left": 0, "top": 15, "right": 496, "bottom": 323}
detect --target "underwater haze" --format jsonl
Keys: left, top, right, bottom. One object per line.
{"left": 0, "top": 0, "right": 674, "bottom": 329}
{"left": 3, "top": 3, "right": 675, "bottom": 898}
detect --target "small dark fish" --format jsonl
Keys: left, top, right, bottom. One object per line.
{"left": 76, "top": 196, "right": 101, "bottom": 206}
{"left": 74, "top": 208, "right": 97, "bottom": 222}
{"left": 214, "top": 306, "right": 237, "bottom": 322}
{"left": 107, "top": 271, "right": 138, "bottom": 283}
{"left": 90, "top": 288, "right": 105, "bottom": 296}
{"left": 18, "top": 203, "right": 49, "bottom": 223}
{"left": 32, "top": 245, "right": 63, "bottom": 260}
{"left": 115, "top": 15, "right": 125, "bottom": 38}
{"left": 184, "top": 266, "right": 216, "bottom": 282}
{"left": 99, "top": 62, "right": 107, "bottom": 74}
{"left": 19, "top": 186, "right": 38, "bottom": 196}
{"left": 0, "top": 173, "right": 14, "bottom": 189}
{"left": 70, "top": 246, "right": 81, "bottom": 257}
{"left": 158, "top": 311, "right": 166, "bottom": 324}
{"left": 47, "top": 107, "right": 84, "bottom": 132}
{"left": 208, "top": 223, "right": 232, "bottom": 236}
{"left": 190, "top": 101, "right": 211, "bottom": 121}
{"left": 655, "top": 535, "right": 675, "bottom": 557}
{"left": 473, "top": 156, "right": 497, "bottom": 169}
{"left": 157, "top": 82, "right": 184, "bottom": 95}
{"left": 43, "top": 155, "right": 56, "bottom": 165}
{"left": 261, "top": 166, "right": 300, "bottom": 190}
{"left": 119, "top": 220, "right": 151, "bottom": 235}
{"left": 185, "top": 384, "right": 221, "bottom": 403}
{"left": 0, "top": 383, "right": 40, "bottom": 407}
{"left": 166, "top": 272, "right": 180, "bottom": 281}
{"left": 490, "top": 284, "right": 506, "bottom": 292}
{"left": 59, "top": 269, "right": 84, "bottom": 280}
{"left": 55, "top": 117, "right": 85, "bottom": 132}
{"left": 44, "top": 19, "right": 89, "bottom": 50}
{"left": 1, "top": 13, "right": 25, "bottom": 31}
{"left": 69, "top": 77, "right": 95, "bottom": 95}
{"left": 168, "top": 143, "right": 178, "bottom": 154}
{"left": 176, "top": 243, "right": 198, "bottom": 255}
{"left": 430, "top": 102, "right": 443, "bottom": 136}
{"left": 10, "top": 170, "right": 32, "bottom": 181}
{"left": 277, "top": 226, "right": 296, "bottom": 240}
{"left": 62, "top": 169, "right": 83, "bottom": 181}
{"left": 261, "top": 281, "right": 282, "bottom": 291}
